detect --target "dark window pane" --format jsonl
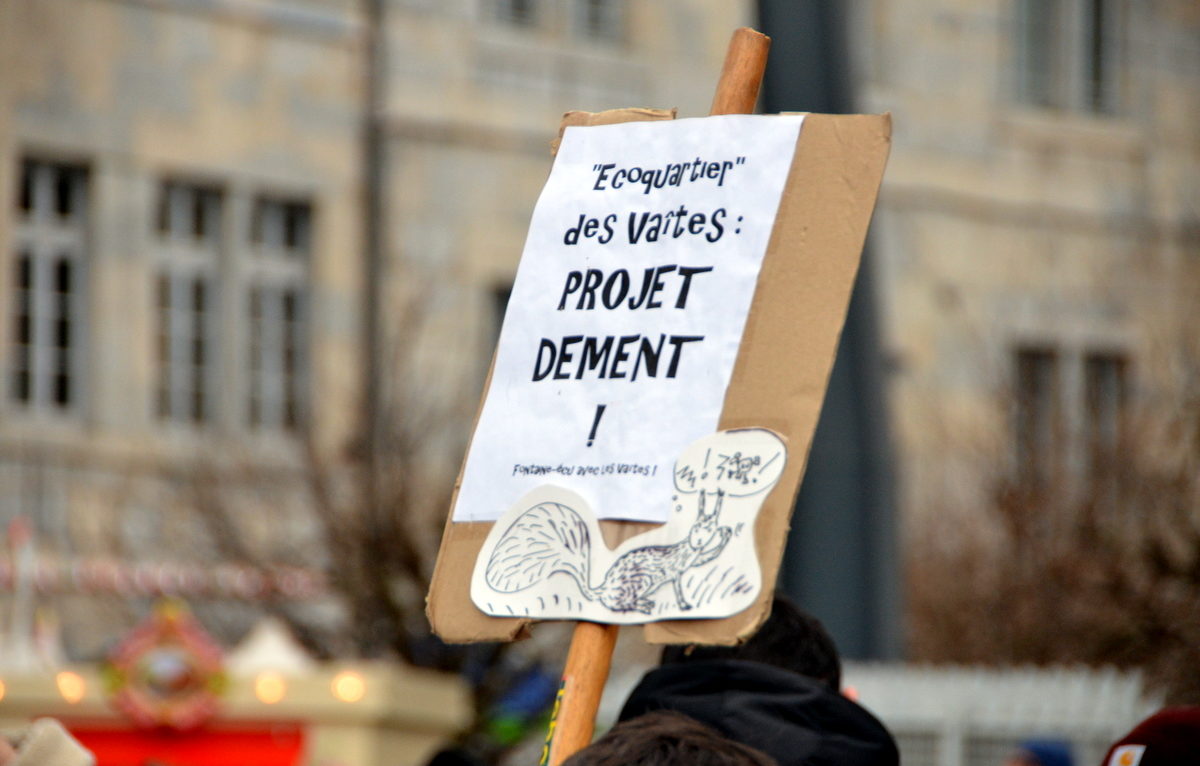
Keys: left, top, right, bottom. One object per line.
{"left": 13, "top": 369, "right": 30, "bottom": 402}
{"left": 192, "top": 387, "right": 205, "bottom": 422}
{"left": 500, "top": 0, "right": 535, "bottom": 25}
{"left": 55, "top": 257, "right": 72, "bottom": 293}
{"left": 55, "top": 318, "right": 70, "bottom": 349}
{"left": 251, "top": 200, "right": 264, "bottom": 244}
{"left": 157, "top": 184, "right": 172, "bottom": 234}
{"left": 15, "top": 252, "right": 32, "bottom": 289}
{"left": 193, "top": 279, "right": 206, "bottom": 313}
{"left": 284, "top": 204, "right": 309, "bottom": 251}
{"left": 53, "top": 373, "right": 70, "bottom": 406}
{"left": 282, "top": 290, "right": 296, "bottom": 322}
{"left": 157, "top": 274, "right": 171, "bottom": 309}
{"left": 192, "top": 191, "right": 207, "bottom": 239}
{"left": 1015, "top": 347, "right": 1061, "bottom": 485}
{"left": 19, "top": 161, "right": 34, "bottom": 213}
{"left": 54, "top": 168, "right": 74, "bottom": 217}
{"left": 1085, "top": 353, "right": 1128, "bottom": 470}
{"left": 1018, "top": 0, "right": 1063, "bottom": 107}
{"left": 15, "top": 313, "right": 30, "bottom": 345}
{"left": 157, "top": 322, "right": 170, "bottom": 383}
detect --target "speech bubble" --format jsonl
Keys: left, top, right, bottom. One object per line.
{"left": 672, "top": 428, "right": 786, "bottom": 498}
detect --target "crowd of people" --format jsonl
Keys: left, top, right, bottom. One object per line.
{"left": 1, "top": 597, "right": 1196, "bottom": 764}
{"left": 561, "top": 597, "right": 1199, "bottom": 766}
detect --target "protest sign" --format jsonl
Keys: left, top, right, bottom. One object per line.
{"left": 429, "top": 104, "right": 890, "bottom": 646}
{"left": 453, "top": 115, "right": 804, "bottom": 525}
{"left": 429, "top": 38, "right": 890, "bottom": 660}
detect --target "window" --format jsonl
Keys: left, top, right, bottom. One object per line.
{"left": 1014, "top": 347, "right": 1062, "bottom": 485}
{"left": 10, "top": 159, "right": 88, "bottom": 412}
{"left": 1015, "top": 0, "right": 1126, "bottom": 113}
{"left": 574, "top": 0, "right": 623, "bottom": 42}
{"left": 1012, "top": 346, "right": 1133, "bottom": 491}
{"left": 155, "top": 182, "right": 222, "bottom": 424}
{"left": 491, "top": 0, "right": 537, "bottom": 27}
{"left": 1083, "top": 352, "right": 1128, "bottom": 473}
{"left": 247, "top": 197, "right": 310, "bottom": 431}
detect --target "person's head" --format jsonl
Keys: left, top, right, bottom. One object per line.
{"left": 563, "top": 710, "right": 778, "bottom": 766}
{"left": 1099, "top": 707, "right": 1200, "bottom": 766}
{"left": 1004, "top": 739, "right": 1074, "bottom": 766}
{"left": 659, "top": 595, "right": 842, "bottom": 689}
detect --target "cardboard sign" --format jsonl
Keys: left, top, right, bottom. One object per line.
{"left": 453, "top": 115, "right": 804, "bottom": 524}
{"left": 428, "top": 109, "right": 891, "bottom": 644}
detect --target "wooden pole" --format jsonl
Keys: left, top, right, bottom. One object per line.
{"left": 710, "top": 27, "right": 771, "bottom": 116}
{"left": 544, "top": 26, "right": 771, "bottom": 766}
{"left": 544, "top": 621, "right": 620, "bottom": 765}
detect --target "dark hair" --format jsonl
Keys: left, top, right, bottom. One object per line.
{"left": 563, "top": 710, "right": 778, "bottom": 766}
{"left": 659, "top": 595, "right": 842, "bottom": 689}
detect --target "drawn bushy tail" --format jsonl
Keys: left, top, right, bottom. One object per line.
{"left": 484, "top": 502, "right": 598, "bottom": 600}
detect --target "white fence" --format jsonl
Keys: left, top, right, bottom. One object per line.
{"left": 843, "top": 664, "right": 1161, "bottom": 766}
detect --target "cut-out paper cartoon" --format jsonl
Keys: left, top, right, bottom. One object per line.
{"left": 470, "top": 428, "right": 786, "bottom": 623}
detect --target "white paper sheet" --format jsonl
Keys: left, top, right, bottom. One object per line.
{"left": 453, "top": 115, "right": 804, "bottom": 522}
{"left": 471, "top": 429, "right": 787, "bottom": 623}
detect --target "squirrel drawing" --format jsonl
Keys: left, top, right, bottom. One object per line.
{"left": 483, "top": 489, "right": 731, "bottom": 615}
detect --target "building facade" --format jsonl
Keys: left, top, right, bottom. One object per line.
{"left": 854, "top": 0, "right": 1200, "bottom": 526}
{"left": 0, "top": 0, "right": 750, "bottom": 659}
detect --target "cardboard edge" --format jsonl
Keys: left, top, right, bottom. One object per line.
{"left": 550, "top": 107, "right": 678, "bottom": 155}
{"left": 642, "top": 112, "right": 893, "bottom": 645}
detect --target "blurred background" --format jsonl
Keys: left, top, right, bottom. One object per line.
{"left": 0, "top": 0, "right": 1197, "bottom": 764}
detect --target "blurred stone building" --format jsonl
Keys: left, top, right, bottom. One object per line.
{"left": 852, "top": 0, "right": 1200, "bottom": 526}
{"left": 5, "top": 0, "right": 1196, "bottom": 673}
{"left": 0, "top": 0, "right": 749, "bottom": 660}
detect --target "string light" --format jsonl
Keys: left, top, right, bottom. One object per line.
{"left": 331, "top": 671, "right": 365, "bottom": 703}
{"left": 254, "top": 671, "right": 286, "bottom": 704}
{"left": 56, "top": 671, "right": 86, "bottom": 704}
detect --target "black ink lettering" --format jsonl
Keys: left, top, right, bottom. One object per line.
{"left": 564, "top": 214, "right": 586, "bottom": 245}
{"left": 610, "top": 334, "right": 640, "bottom": 379}
{"left": 646, "top": 265, "right": 676, "bottom": 309}
{"left": 599, "top": 213, "right": 616, "bottom": 244}
{"left": 632, "top": 334, "right": 666, "bottom": 381}
{"left": 675, "top": 266, "right": 713, "bottom": 308}
{"left": 558, "top": 271, "right": 582, "bottom": 310}
{"left": 628, "top": 267, "right": 656, "bottom": 309}
{"left": 577, "top": 336, "right": 613, "bottom": 379}
{"left": 718, "top": 160, "right": 733, "bottom": 186}
{"left": 578, "top": 269, "right": 602, "bottom": 309}
{"left": 666, "top": 335, "right": 704, "bottom": 377}
{"left": 706, "top": 208, "right": 726, "bottom": 243}
{"left": 592, "top": 163, "right": 615, "bottom": 190}
{"left": 601, "top": 269, "right": 630, "bottom": 309}
{"left": 533, "top": 339, "right": 556, "bottom": 381}
{"left": 555, "top": 335, "right": 583, "bottom": 379}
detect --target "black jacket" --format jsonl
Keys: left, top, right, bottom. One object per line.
{"left": 618, "top": 659, "right": 899, "bottom": 766}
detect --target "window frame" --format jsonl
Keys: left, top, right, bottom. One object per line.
{"left": 245, "top": 195, "right": 312, "bottom": 433}
{"left": 9, "top": 157, "right": 91, "bottom": 417}
{"left": 153, "top": 180, "right": 224, "bottom": 426}
{"left": 1013, "top": 0, "right": 1127, "bottom": 115}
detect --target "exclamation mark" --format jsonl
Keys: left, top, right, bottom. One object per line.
{"left": 586, "top": 404, "right": 607, "bottom": 447}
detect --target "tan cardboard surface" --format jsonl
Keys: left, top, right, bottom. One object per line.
{"left": 427, "top": 110, "right": 891, "bottom": 645}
